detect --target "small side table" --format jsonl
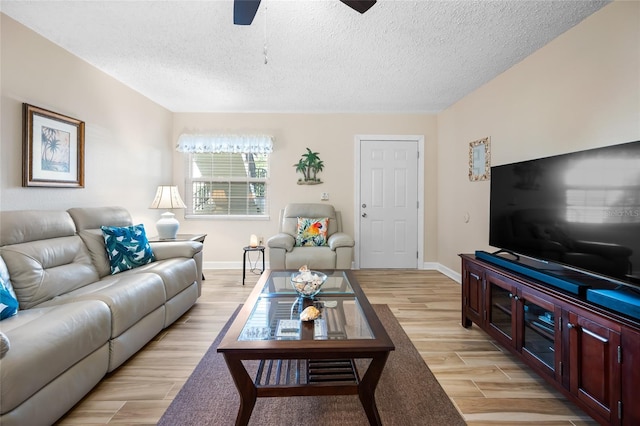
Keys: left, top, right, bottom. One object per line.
{"left": 242, "top": 246, "right": 265, "bottom": 285}
{"left": 149, "top": 233, "right": 207, "bottom": 280}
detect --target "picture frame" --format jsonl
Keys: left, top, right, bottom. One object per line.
{"left": 469, "top": 137, "right": 490, "bottom": 181}
{"left": 23, "top": 103, "right": 85, "bottom": 188}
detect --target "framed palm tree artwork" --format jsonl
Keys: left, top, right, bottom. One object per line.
{"left": 22, "top": 103, "right": 85, "bottom": 187}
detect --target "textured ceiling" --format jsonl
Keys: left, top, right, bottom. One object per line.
{"left": 1, "top": 0, "right": 610, "bottom": 113}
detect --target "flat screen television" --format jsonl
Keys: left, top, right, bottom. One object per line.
{"left": 489, "top": 140, "right": 640, "bottom": 288}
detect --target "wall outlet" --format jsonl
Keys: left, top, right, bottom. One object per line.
{"left": 321, "top": 192, "right": 329, "bottom": 201}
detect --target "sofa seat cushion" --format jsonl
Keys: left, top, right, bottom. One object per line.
{"left": 0, "top": 300, "right": 111, "bottom": 415}
{"left": 133, "top": 258, "right": 197, "bottom": 300}
{"left": 284, "top": 246, "right": 337, "bottom": 270}
{"left": 37, "top": 273, "right": 165, "bottom": 338}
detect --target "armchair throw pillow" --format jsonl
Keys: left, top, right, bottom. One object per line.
{"left": 295, "top": 217, "right": 329, "bottom": 247}
{"left": 101, "top": 224, "right": 155, "bottom": 274}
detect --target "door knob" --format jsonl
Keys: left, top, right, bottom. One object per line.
{"left": 362, "top": 213, "right": 367, "bottom": 218}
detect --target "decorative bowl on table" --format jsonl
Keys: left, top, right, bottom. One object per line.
{"left": 290, "top": 269, "right": 327, "bottom": 298}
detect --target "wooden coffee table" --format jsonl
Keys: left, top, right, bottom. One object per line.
{"left": 217, "top": 270, "right": 395, "bottom": 426}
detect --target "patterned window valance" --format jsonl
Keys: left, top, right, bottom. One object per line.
{"left": 176, "top": 134, "right": 273, "bottom": 154}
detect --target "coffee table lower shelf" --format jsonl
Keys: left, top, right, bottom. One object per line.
{"left": 254, "top": 358, "right": 360, "bottom": 396}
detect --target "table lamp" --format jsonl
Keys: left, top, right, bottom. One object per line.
{"left": 150, "top": 185, "right": 187, "bottom": 239}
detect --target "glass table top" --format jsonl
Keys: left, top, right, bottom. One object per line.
{"left": 260, "top": 270, "right": 355, "bottom": 296}
{"left": 239, "top": 271, "right": 372, "bottom": 342}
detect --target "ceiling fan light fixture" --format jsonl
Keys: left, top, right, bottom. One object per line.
{"left": 340, "top": 0, "right": 377, "bottom": 14}
{"left": 234, "top": 0, "right": 262, "bottom": 25}
{"left": 234, "top": 0, "right": 376, "bottom": 26}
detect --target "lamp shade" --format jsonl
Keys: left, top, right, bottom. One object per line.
{"left": 150, "top": 185, "right": 187, "bottom": 209}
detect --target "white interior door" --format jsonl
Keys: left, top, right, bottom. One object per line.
{"left": 358, "top": 138, "right": 419, "bottom": 268}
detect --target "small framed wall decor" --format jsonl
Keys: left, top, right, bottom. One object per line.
{"left": 23, "top": 103, "right": 85, "bottom": 188}
{"left": 469, "top": 137, "right": 490, "bottom": 181}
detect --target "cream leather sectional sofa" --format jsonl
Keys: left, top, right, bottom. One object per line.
{"left": 0, "top": 206, "right": 203, "bottom": 426}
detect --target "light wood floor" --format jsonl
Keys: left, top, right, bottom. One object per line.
{"left": 57, "top": 269, "right": 598, "bottom": 425}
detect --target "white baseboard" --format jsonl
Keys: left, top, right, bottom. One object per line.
{"left": 204, "top": 261, "right": 461, "bottom": 284}
{"left": 433, "top": 263, "right": 461, "bottom": 284}
{"left": 421, "top": 262, "right": 440, "bottom": 270}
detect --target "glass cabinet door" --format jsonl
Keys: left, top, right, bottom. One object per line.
{"left": 486, "top": 276, "right": 515, "bottom": 345}
{"left": 485, "top": 272, "right": 560, "bottom": 378}
{"left": 521, "top": 289, "right": 559, "bottom": 376}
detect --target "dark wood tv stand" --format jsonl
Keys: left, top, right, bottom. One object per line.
{"left": 460, "top": 253, "right": 640, "bottom": 426}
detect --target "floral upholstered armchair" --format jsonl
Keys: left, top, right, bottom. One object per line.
{"left": 267, "top": 203, "right": 355, "bottom": 270}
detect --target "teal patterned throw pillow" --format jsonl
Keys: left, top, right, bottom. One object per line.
{"left": 101, "top": 224, "right": 155, "bottom": 275}
{"left": 0, "top": 276, "right": 18, "bottom": 320}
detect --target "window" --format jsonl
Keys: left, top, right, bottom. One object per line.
{"left": 177, "top": 134, "right": 273, "bottom": 219}
{"left": 564, "top": 157, "right": 640, "bottom": 224}
{"left": 185, "top": 152, "right": 269, "bottom": 217}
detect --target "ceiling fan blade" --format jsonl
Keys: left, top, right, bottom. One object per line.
{"left": 234, "top": 0, "right": 261, "bottom": 25}
{"left": 340, "top": 0, "right": 377, "bottom": 14}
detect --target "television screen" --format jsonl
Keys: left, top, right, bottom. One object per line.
{"left": 490, "top": 140, "right": 640, "bottom": 287}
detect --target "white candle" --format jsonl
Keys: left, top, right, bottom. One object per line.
{"left": 249, "top": 234, "right": 258, "bottom": 247}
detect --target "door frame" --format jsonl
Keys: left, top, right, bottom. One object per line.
{"left": 353, "top": 134, "right": 425, "bottom": 269}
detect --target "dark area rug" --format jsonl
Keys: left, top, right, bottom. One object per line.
{"left": 159, "top": 304, "right": 466, "bottom": 425}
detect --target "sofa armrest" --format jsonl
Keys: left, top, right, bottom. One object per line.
{"left": 267, "top": 233, "right": 295, "bottom": 252}
{"left": 329, "top": 232, "right": 355, "bottom": 250}
{"left": 150, "top": 241, "right": 203, "bottom": 260}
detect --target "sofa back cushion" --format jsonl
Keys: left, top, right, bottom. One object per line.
{"left": 77, "top": 229, "right": 115, "bottom": 277}
{"left": 68, "top": 206, "right": 135, "bottom": 278}
{"left": 1, "top": 210, "right": 75, "bottom": 246}
{"left": 0, "top": 210, "right": 99, "bottom": 309}
{"left": 68, "top": 206, "right": 132, "bottom": 231}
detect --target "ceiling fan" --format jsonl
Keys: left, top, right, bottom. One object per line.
{"left": 234, "top": 0, "right": 377, "bottom": 25}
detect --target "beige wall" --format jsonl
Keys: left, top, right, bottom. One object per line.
{"left": 1, "top": 14, "right": 173, "bottom": 231}
{"left": 0, "top": 13, "right": 438, "bottom": 266}
{"left": 3, "top": 2, "right": 638, "bottom": 271}
{"left": 172, "top": 113, "right": 438, "bottom": 266}
{"left": 436, "top": 1, "right": 640, "bottom": 274}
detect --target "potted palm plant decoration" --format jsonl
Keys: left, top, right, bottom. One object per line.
{"left": 294, "top": 148, "right": 324, "bottom": 185}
